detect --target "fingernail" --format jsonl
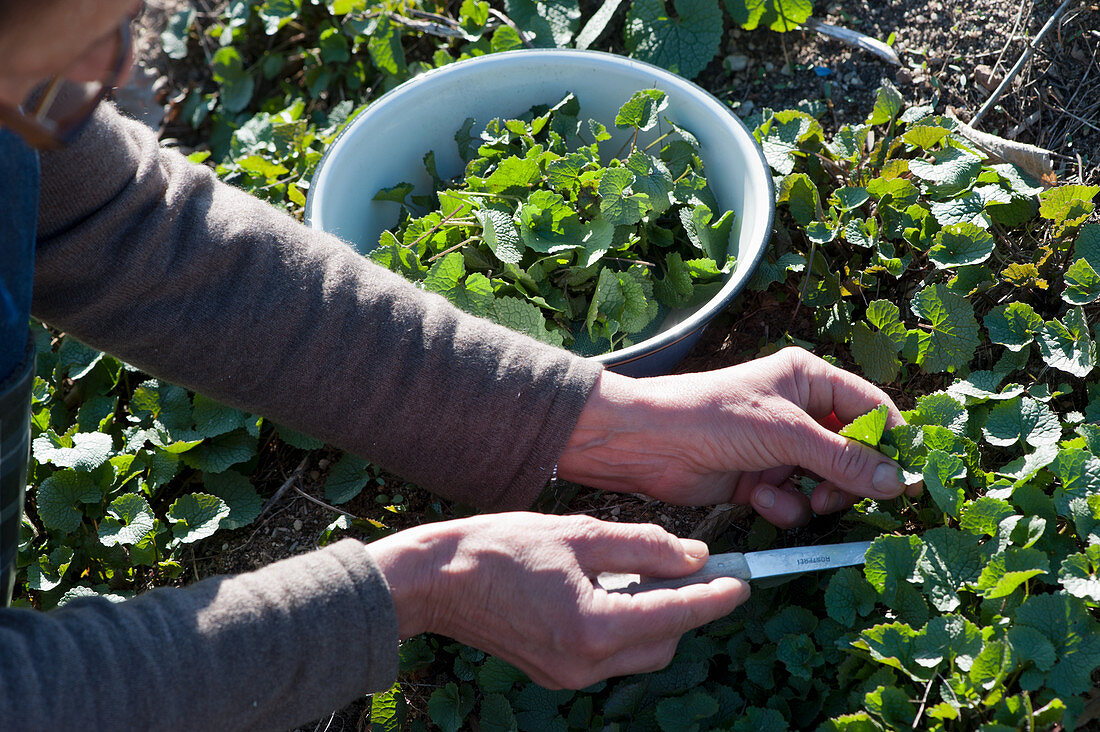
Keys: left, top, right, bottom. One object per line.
{"left": 679, "top": 538, "right": 708, "bottom": 559}
{"left": 755, "top": 486, "right": 775, "bottom": 508}
{"left": 825, "top": 491, "right": 845, "bottom": 513}
{"left": 872, "top": 463, "right": 904, "bottom": 497}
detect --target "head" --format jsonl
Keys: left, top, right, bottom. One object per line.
{"left": 0, "top": 0, "right": 141, "bottom": 143}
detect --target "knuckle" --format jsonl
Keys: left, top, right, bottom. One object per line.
{"left": 565, "top": 514, "right": 604, "bottom": 541}
{"left": 576, "top": 620, "right": 616, "bottom": 660}
{"left": 829, "top": 439, "right": 875, "bottom": 481}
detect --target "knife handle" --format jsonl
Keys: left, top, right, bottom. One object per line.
{"left": 597, "top": 553, "right": 751, "bottom": 594}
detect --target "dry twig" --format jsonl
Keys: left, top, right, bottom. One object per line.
{"left": 970, "top": 0, "right": 1078, "bottom": 128}
{"left": 258, "top": 456, "right": 310, "bottom": 518}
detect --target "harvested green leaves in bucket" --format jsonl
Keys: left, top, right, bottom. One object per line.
{"left": 370, "top": 89, "right": 737, "bottom": 355}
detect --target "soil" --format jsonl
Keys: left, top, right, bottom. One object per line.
{"left": 114, "top": 2, "right": 1100, "bottom": 730}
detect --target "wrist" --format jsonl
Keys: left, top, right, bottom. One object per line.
{"left": 365, "top": 524, "right": 451, "bottom": 639}
{"left": 556, "top": 370, "right": 680, "bottom": 491}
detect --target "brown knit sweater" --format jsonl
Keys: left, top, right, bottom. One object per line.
{"left": 0, "top": 103, "right": 602, "bottom": 730}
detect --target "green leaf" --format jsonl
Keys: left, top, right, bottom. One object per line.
{"left": 614, "top": 89, "right": 669, "bottom": 132}
{"left": 625, "top": 151, "right": 675, "bottom": 214}
{"left": 983, "top": 301, "right": 1042, "bottom": 351}
{"left": 918, "top": 527, "right": 992, "bottom": 611}
{"left": 275, "top": 424, "right": 325, "bottom": 450}
{"left": 959, "top": 497, "right": 1014, "bottom": 536}
{"left": 928, "top": 222, "right": 995, "bottom": 268}
{"left": 902, "top": 124, "right": 951, "bottom": 150}
{"left": 167, "top": 493, "right": 230, "bottom": 544}
{"left": 428, "top": 683, "right": 476, "bottom": 732}
{"left": 211, "top": 47, "right": 255, "bottom": 114}
{"left": 370, "top": 685, "right": 407, "bottom": 732}
{"left": 1036, "top": 307, "right": 1096, "bottom": 377}
{"left": 833, "top": 186, "right": 869, "bottom": 211}
{"left": 821, "top": 713, "right": 878, "bottom": 731}
{"left": 946, "top": 370, "right": 1021, "bottom": 404}
{"left": 599, "top": 167, "right": 650, "bottom": 226}
{"left": 678, "top": 203, "right": 735, "bottom": 265}
{"left": 904, "top": 392, "right": 967, "bottom": 432}
{"left": 474, "top": 208, "right": 523, "bottom": 265}
{"left": 909, "top": 146, "right": 982, "bottom": 193}
{"left": 161, "top": 7, "right": 196, "bottom": 60}
{"left": 1013, "top": 593, "right": 1100, "bottom": 695}
{"left": 504, "top": 0, "right": 581, "bottom": 47}
{"left": 864, "top": 534, "right": 922, "bottom": 603}
{"left": 26, "top": 546, "right": 75, "bottom": 593}
{"left": 1007, "top": 624, "right": 1057, "bottom": 672}
{"left": 910, "top": 283, "right": 980, "bottom": 373}
{"left": 192, "top": 394, "right": 249, "bottom": 439}
{"left": 929, "top": 186, "right": 1006, "bottom": 226}
{"left": 839, "top": 404, "right": 889, "bottom": 447}
{"left": 655, "top": 689, "right": 719, "bottom": 731}
{"left": 33, "top": 431, "right": 113, "bottom": 472}
{"left": 982, "top": 396, "right": 1061, "bottom": 447}
{"left": 824, "top": 566, "right": 878, "bottom": 626}
{"left": 479, "top": 693, "right": 518, "bottom": 732}
{"left": 98, "top": 494, "right": 155, "bottom": 546}
{"left": 923, "top": 449, "right": 966, "bottom": 518}
{"left": 366, "top": 16, "right": 407, "bottom": 76}
{"left": 851, "top": 300, "right": 908, "bottom": 383}
{"left": 1063, "top": 258, "right": 1100, "bottom": 305}
{"left": 854, "top": 622, "right": 930, "bottom": 681}
{"left": 324, "top": 454, "right": 375, "bottom": 504}
{"left": 725, "top": 0, "right": 812, "bottom": 32}
{"left": 180, "top": 431, "right": 258, "bottom": 473}
{"left": 625, "top": 0, "right": 725, "bottom": 80}
{"left": 478, "top": 657, "right": 527, "bottom": 694}
{"left": 1074, "top": 222, "right": 1100, "bottom": 269}
{"left": 755, "top": 110, "right": 823, "bottom": 175}
{"left": 203, "top": 470, "right": 264, "bottom": 530}
{"left": 969, "top": 638, "right": 1015, "bottom": 691}
{"left": 487, "top": 296, "right": 564, "bottom": 346}
{"left": 975, "top": 547, "right": 1049, "bottom": 598}
{"left": 1060, "top": 545, "right": 1100, "bottom": 602}
{"left": 36, "top": 470, "right": 101, "bottom": 533}
{"left": 866, "top": 80, "right": 903, "bottom": 126}
{"left": 914, "top": 614, "right": 983, "bottom": 672}
{"left": 1038, "top": 184, "right": 1099, "bottom": 237}
{"left": 850, "top": 323, "right": 902, "bottom": 383}
{"left": 483, "top": 154, "right": 542, "bottom": 194}
{"left": 131, "top": 379, "right": 195, "bottom": 438}
{"left": 655, "top": 252, "right": 695, "bottom": 308}
{"left": 777, "top": 172, "right": 819, "bottom": 226}
{"left": 423, "top": 253, "right": 496, "bottom": 316}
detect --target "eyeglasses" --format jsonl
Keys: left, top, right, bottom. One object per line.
{"left": 0, "top": 20, "right": 132, "bottom": 150}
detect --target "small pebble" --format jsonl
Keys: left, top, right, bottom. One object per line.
{"left": 318, "top": 458, "right": 331, "bottom": 469}
{"left": 309, "top": 470, "right": 320, "bottom": 481}
{"left": 725, "top": 54, "right": 749, "bottom": 72}
{"left": 610, "top": 506, "right": 620, "bottom": 516}
{"left": 293, "top": 519, "right": 303, "bottom": 532}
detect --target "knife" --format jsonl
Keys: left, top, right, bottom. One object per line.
{"left": 597, "top": 540, "right": 872, "bottom": 594}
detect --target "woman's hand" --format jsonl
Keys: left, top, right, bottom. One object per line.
{"left": 367, "top": 512, "right": 747, "bottom": 689}
{"left": 558, "top": 347, "right": 917, "bottom": 528}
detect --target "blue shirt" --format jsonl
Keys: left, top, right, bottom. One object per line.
{"left": 0, "top": 127, "right": 38, "bottom": 605}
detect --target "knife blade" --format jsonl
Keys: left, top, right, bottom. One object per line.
{"left": 597, "top": 540, "right": 872, "bottom": 594}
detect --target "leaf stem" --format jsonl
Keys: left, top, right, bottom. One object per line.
{"left": 405, "top": 204, "right": 474, "bottom": 250}
{"left": 427, "top": 235, "right": 480, "bottom": 263}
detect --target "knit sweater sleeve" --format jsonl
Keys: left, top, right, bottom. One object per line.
{"left": 33, "top": 102, "right": 603, "bottom": 511}
{"left": 0, "top": 539, "right": 399, "bottom": 731}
